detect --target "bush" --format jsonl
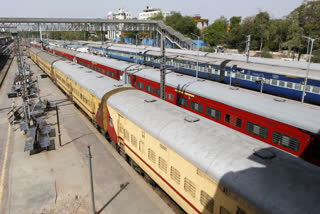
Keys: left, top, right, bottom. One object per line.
{"left": 261, "top": 48, "right": 272, "bottom": 58}
{"left": 311, "top": 49, "right": 320, "bottom": 63}
{"left": 202, "top": 47, "right": 215, "bottom": 53}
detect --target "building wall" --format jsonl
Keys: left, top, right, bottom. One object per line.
{"left": 139, "top": 8, "right": 172, "bottom": 20}
{"left": 106, "top": 8, "right": 133, "bottom": 40}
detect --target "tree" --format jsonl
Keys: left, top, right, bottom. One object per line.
{"left": 164, "top": 12, "right": 200, "bottom": 38}
{"left": 284, "top": 13, "right": 304, "bottom": 59}
{"left": 253, "top": 11, "right": 270, "bottom": 51}
{"left": 150, "top": 12, "right": 164, "bottom": 21}
{"left": 204, "top": 17, "right": 228, "bottom": 47}
{"left": 228, "top": 16, "right": 243, "bottom": 49}
{"left": 265, "top": 19, "right": 289, "bottom": 52}
{"left": 289, "top": 0, "right": 320, "bottom": 52}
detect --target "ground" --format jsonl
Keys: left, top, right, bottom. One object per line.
{"left": 0, "top": 55, "right": 176, "bottom": 214}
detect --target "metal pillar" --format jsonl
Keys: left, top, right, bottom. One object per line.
{"left": 196, "top": 37, "right": 199, "bottom": 80}
{"left": 246, "top": 35, "right": 251, "bottom": 63}
{"left": 301, "top": 38, "right": 315, "bottom": 103}
{"left": 56, "top": 106, "right": 62, "bottom": 147}
{"left": 135, "top": 34, "right": 138, "bottom": 64}
{"left": 39, "top": 23, "right": 43, "bottom": 50}
{"left": 100, "top": 23, "right": 104, "bottom": 45}
{"left": 88, "top": 146, "right": 96, "bottom": 214}
{"left": 160, "top": 33, "right": 166, "bottom": 100}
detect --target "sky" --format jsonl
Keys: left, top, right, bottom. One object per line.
{"left": 0, "top": 0, "right": 304, "bottom": 23}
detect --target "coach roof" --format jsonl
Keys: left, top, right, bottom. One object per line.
{"left": 107, "top": 89, "right": 320, "bottom": 214}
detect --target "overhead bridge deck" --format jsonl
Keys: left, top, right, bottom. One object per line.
{"left": 0, "top": 17, "right": 194, "bottom": 49}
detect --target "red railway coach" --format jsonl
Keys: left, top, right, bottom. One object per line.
{"left": 30, "top": 41, "right": 41, "bottom": 49}
{"left": 75, "top": 53, "right": 126, "bottom": 81}
{"left": 52, "top": 47, "right": 77, "bottom": 62}
{"left": 31, "top": 43, "right": 320, "bottom": 166}
{"left": 128, "top": 69, "right": 320, "bottom": 165}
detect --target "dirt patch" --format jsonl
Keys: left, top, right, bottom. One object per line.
{"left": 32, "top": 194, "right": 91, "bottom": 214}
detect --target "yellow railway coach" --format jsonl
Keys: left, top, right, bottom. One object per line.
{"left": 29, "top": 47, "right": 320, "bottom": 214}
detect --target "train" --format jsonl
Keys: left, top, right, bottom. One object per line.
{"left": 31, "top": 40, "right": 320, "bottom": 105}
{"left": 106, "top": 45, "right": 320, "bottom": 105}
{"left": 28, "top": 46, "right": 320, "bottom": 214}
{"left": 29, "top": 45, "right": 320, "bottom": 166}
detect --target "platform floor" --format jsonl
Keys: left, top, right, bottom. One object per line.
{"left": 0, "top": 56, "right": 175, "bottom": 214}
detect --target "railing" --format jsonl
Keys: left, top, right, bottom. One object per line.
{"left": 0, "top": 18, "right": 194, "bottom": 49}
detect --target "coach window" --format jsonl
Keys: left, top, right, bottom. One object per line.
{"left": 305, "top": 85, "right": 311, "bottom": 92}
{"left": 295, "top": 83, "right": 301, "bottom": 90}
{"left": 246, "top": 122, "right": 268, "bottom": 139}
{"left": 184, "top": 177, "right": 196, "bottom": 198}
{"left": 146, "top": 85, "right": 153, "bottom": 93}
{"left": 245, "top": 75, "right": 251, "bottom": 80}
{"left": 154, "top": 88, "right": 160, "bottom": 96}
{"left": 287, "top": 82, "right": 293, "bottom": 89}
{"left": 271, "top": 79, "right": 277, "bottom": 85}
{"left": 158, "top": 157, "right": 168, "bottom": 173}
{"left": 279, "top": 81, "right": 285, "bottom": 87}
{"left": 179, "top": 97, "right": 188, "bottom": 107}
{"left": 313, "top": 86, "right": 320, "bottom": 94}
{"left": 137, "top": 82, "right": 144, "bottom": 90}
{"left": 190, "top": 101, "right": 203, "bottom": 113}
{"left": 167, "top": 93, "right": 174, "bottom": 101}
{"left": 206, "top": 107, "right": 221, "bottom": 120}
{"left": 236, "top": 118, "right": 242, "bottom": 128}
{"left": 148, "top": 149, "right": 156, "bottom": 164}
{"left": 109, "top": 116, "right": 113, "bottom": 126}
{"left": 225, "top": 114, "right": 230, "bottom": 123}
{"left": 200, "top": 190, "right": 214, "bottom": 214}
{"left": 111, "top": 72, "right": 115, "bottom": 78}
{"left": 272, "top": 131, "right": 300, "bottom": 152}
{"left": 131, "top": 135, "right": 137, "bottom": 148}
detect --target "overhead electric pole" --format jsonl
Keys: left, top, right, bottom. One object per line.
{"left": 160, "top": 32, "right": 166, "bottom": 100}
{"left": 301, "top": 36, "right": 317, "bottom": 103}
{"left": 246, "top": 35, "right": 251, "bottom": 63}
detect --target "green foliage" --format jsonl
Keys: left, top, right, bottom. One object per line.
{"left": 261, "top": 48, "right": 272, "bottom": 58}
{"left": 199, "top": 0, "right": 320, "bottom": 57}
{"left": 228, "top": 16, "right": 244, "bottom": 50}
{"left": 201, "top": 46, "right": 215, "bottom": 53}
{"left": 311, "top": 49, "right": 320, "bottom": 63}
{"left": 204, "top": 17, "right": 228, "bottom": 46}
{"left": 164, "top": 12, "right": 200, "bottom": 38}
{"left": 150, "top": 12, "right": 164, "bottom": 21}
{"left": 254, "top": 12, "right": 270, "bottom": 50}
{"left": 283, "top": 13, "right": 303, "bottom": 52}
{"left": 124, "top": 31, "right": 138, "bottom": 38}
{"left": 264, "top": 19, "right": 289, "bottom": 51}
